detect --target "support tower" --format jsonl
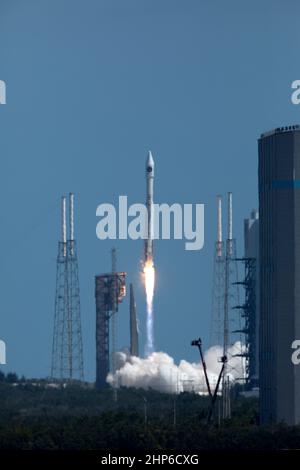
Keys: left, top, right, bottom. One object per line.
{"left": 51, "top": 194, "right": 84, "bottom": 381}
{"left": 95, "top": 267, "right": 126, "bottom": 389}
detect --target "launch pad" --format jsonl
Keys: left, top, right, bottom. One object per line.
{"left": 95, "top": 271, "right": 126, "bottom": 389}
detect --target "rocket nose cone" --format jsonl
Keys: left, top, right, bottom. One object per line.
{"left": 147, "top": 150, "right": 154, "bottom": 165}
{"left": 146, "top": 151, "right": 154, "bottom": 175}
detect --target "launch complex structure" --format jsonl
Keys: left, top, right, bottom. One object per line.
{"left": 95, "top": 250, "right": 126, "bottom": 389}
{"left": 51, "top": 194, "right": 84, "bottom": 382}
{"left": 50, "top": 166, "right": 143, "bottom": 389}
{"left": 210, "top": 193, "right": 248, "bottom": 419}
{"left": 95, "top": 152, "right": 154, "bottom": 388}
{"left": 50, "top": 196, "right": 138, "bottom": 390}
{"left": 94, "top": 255, "right": 140, "bottom": 389}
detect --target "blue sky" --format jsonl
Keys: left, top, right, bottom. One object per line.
{"left": 0, "top": 0, "right": 300, "bottom": 380}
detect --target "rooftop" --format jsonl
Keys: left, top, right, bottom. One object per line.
{"left": 261, "top": 125, "right": 300, "bottom": 138}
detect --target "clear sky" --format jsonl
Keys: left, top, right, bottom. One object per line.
{"left": 0, "top": 0, "right": 300, "bottom": 380}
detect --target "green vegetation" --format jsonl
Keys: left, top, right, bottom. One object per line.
{"left": 0, "top": 373, "right": 299, "bottom": 450}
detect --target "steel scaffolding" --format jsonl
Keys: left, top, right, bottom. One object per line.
{"left": 95, "top": 270, "right": 126, "bottom": 389}
{"left": 51, "top": 194, "right": 84, "bottom": 381}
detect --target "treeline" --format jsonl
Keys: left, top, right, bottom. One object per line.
{"left": 0, "top": 380, "right": 258, "bottom": 426}
{"left": 0, "top": 371, "right": 20, "bottom": 383}
{"left": 0, "top": 413, "right": 299, "bottom": 451}
{"left": 0, "top": 378, "right": 298, "bottom": 450}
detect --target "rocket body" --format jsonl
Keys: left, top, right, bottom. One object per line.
{"left": 145, "top": 151, "right": 154, "bottom": 264}
{"left": 144, "top": 151, "right": 155, "bottom": 357}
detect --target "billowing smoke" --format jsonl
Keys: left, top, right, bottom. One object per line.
{"left": 107, "top": 342, "right": 245, "bottom": 394}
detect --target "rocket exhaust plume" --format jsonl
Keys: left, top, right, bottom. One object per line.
{"left": 144, "top": 151, "right": 155, "bottom": 356}
{"left": 107, "top": 342, "right": 246, "bottom": 394}
{"left": 144, "top": 258, "right": 155, "bottom": 356}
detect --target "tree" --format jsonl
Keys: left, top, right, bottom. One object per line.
{"left": 6, "top": 372, "right": 18, "bottom": 383}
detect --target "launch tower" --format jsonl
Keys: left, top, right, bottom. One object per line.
{"left": 51, "top": 194, "right": 84, "bottom": 381}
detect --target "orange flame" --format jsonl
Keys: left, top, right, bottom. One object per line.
{"left": 143, "top": 258, "right": 155, "bottom": 306}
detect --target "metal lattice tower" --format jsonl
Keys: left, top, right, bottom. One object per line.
{"left": 111, "top": 248, "right": 117, "bottom": 381}
{"left": 209, "top": 193, "right": 245, "bottom": 419}
{"left": 111, "top": 248, "right": 118, "bottom": 401}
{"left": 210, "top": 195, "right": 225, "bottom": 347}
{"left": 222, "top": 192, "right": 244, "bottom": 419}
{"left": 51, "top": 194, "right": 84, "bottom": 382}
{"left": 233, "top": 257, "right": 257, "bottom": 389}
{"left": 95, "top": 267, "right": 126, "bottom": 389}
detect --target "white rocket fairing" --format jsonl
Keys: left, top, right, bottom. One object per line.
{"left": 145, "top": 150, "right": 154, "bottom": 263}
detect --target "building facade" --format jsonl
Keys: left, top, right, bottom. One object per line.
{"left": 259, "top": 125, "right": 300, "bottom": 425}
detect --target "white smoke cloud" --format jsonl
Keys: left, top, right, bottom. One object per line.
{"left": 107, "top": 342, "right": 246, "bottom": 394}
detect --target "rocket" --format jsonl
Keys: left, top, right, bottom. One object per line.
{"left": 145, "top": 150, "right": 155, "bottom": 264}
